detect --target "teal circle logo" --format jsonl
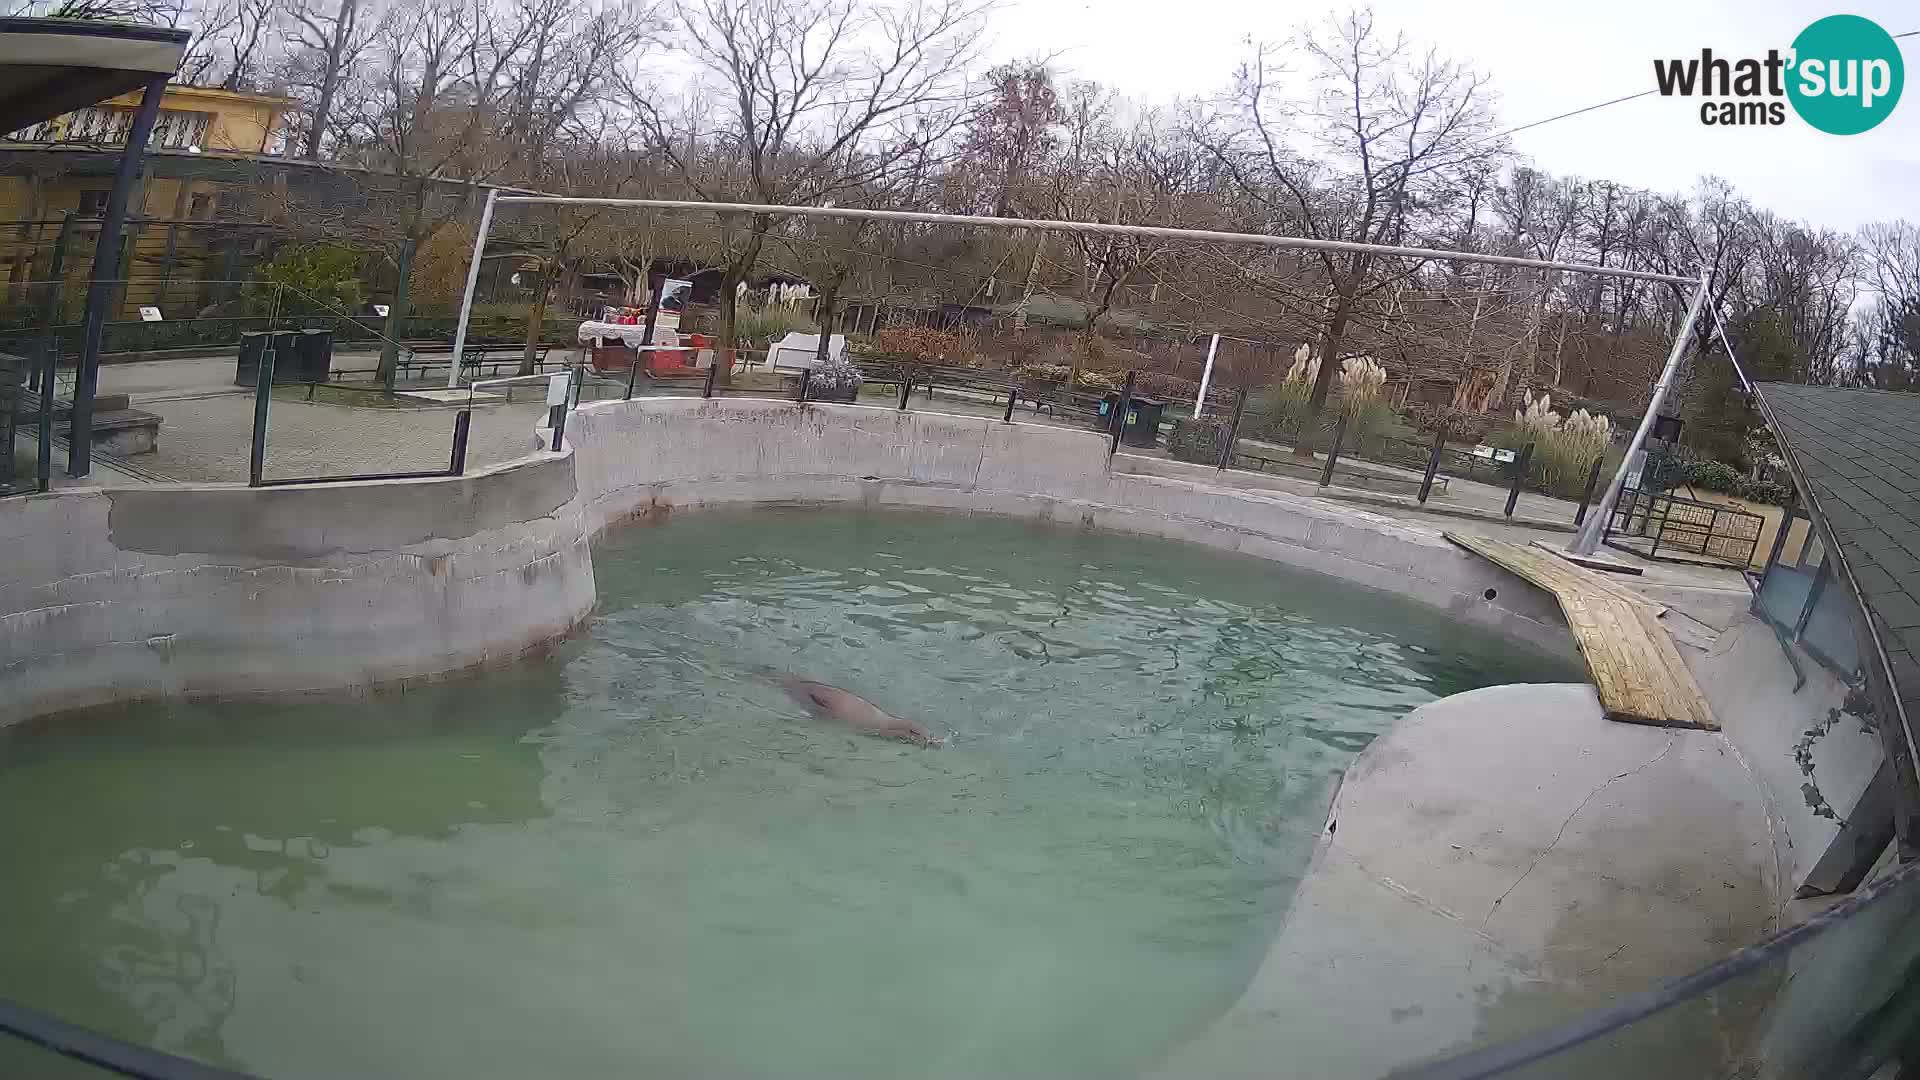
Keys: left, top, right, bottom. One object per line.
{"left": 1787, "top": 15, "right": 1904, "bottom": 135}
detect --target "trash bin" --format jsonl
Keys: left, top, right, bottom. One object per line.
{"left": 269, "top": 331, "right": 302, "bottom": 384}
{"left": 1099, "top": 391, "right": 1167, "bottom": 448}
{"left": 1124, "top": 396, "right": 1167, "bottom": 448}
{"left": 235, "top": 331, "right": 267, "bottom": 386}
{"left": 294, "top": 329, "right": 333, "bottom": 383}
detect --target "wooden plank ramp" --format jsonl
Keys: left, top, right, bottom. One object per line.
{"left": 1446, "top": 532, "right": 1718, "bottom": 730}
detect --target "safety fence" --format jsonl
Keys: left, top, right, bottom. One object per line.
{"left": 1604, "top": 486, "right": 1767, "bottom": 570}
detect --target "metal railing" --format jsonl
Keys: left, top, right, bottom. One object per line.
{"left": 1604, "top": 486, "right": 1766, "bottom": 569}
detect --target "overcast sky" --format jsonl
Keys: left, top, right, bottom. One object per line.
{"left": 985, "top": 0, "right": 1917, "bottom": 232}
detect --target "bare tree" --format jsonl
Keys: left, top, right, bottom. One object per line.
{"left": 177, "top": 0, "right": 283, "bottom": 90}
{"left": 1204, "top": 11, "right": 1503, "bottom": 441}
{"left": 626, "top": 0, "right": 986, "bottom": 379}
{"left": 285, "top": 0, "right": 382, "bottom": 159}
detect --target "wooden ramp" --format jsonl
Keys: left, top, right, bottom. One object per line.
{"left": 1446, "top": 532, "right": 1718, "bottom": 730}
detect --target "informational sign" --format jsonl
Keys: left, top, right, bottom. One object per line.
{"left": 372, "top": 304, "right": 390, "bottom": 318}
{"left": 546, "top": 372, "right": 571, "bottom": 407}
{"left": 654, "top": 278, "right": 693, "bottom": 334}
{"left": 138, "top": 306, "right": 162, "bottom": 322}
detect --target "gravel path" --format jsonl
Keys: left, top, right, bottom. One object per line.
{"left": 136, "top": 394, "right": 550, "bottom": 483}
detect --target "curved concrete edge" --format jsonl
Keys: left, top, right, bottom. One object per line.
{"left": 0, "top": 450, "right": 597, "bottom": 725}
{"left": 567, "top": 397, "right": 1579, "bottom": 664}
{"left": 1, "top": 394, "right": 1575, "bottom": 723}
{"left": 1154, "top": 683, "right": 1779, "bottom": 1080}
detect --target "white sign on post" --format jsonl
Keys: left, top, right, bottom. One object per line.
{"left": 546, "top": 372, "right": 571, "bottom": 407}
{"left": 138, "top": 306, "right": 163, "bottom": 322}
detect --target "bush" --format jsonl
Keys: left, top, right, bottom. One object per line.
{"left": 1739, "top": 479, "right": 1794, "bottom": 506}
{"left": 1688, "top": 460, "right": 1744, "bottom": 493}
{"left": 1248, "top": 380, "right": 1314, "bottom": 444}
{"left": 1488, "top": 395, "right": 1614, "bottom": 498}
{"left": 1136, "top": 371, "right": 1201, "bottom": 400}
{"left": 243, "top": 245, "right": 364, "bottom": 319}
{"left": 810, "top": 354, "right": 863, "bottom": 393}
{"left": 732, "top": 305, "right": 818, "bottom": 344}
{"left": 1011, "top": 361, "right": 1072, "bottom": 384}
{"left": 872, "top": 326, "right": 972, "bottom": 364}
{"left": 1168, "top": 416, "right": 1230, "bottom": 465}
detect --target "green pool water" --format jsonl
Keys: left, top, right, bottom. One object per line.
{"left": 0, "top": 509, "right": 1573, "bottom": 1078}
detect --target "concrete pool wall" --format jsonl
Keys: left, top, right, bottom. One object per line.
{"left": 1, "top": 395, "right": 1576, "bottom": 722}
{"left": 0, "top": 394, "right": 1893, "bottom": 1075}
{"left": 566, "top": 396, "right": 1578, "bottom": 656}
{"left": 0, "top": 452, "right": 595, "bottom": 725}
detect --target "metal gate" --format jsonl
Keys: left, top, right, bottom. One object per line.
{"left": 1604, "top": 487, "right": 1765, "bottom": 569}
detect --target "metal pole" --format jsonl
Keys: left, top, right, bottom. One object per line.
{"left": 34, "top": 212, "right": 74, "bottom": 396}
{"left": 1574, "top": 455, "right": 1606, "bottom": 526}
{"left": 1506, "top": 443, "right": 1534, "bottom": 518}
{"left": 490, "top": 197, "right": 1697, "bottom": 286}
{"left": 1193, "top": 332, "right": 1220, "bottom": 418}
{"left": 1217, "top": 388, "right": 1249, "bottom": 471}
{"left": 1318, "top": 413, "right": 1349, "bottom": 488}
{"left": 1108, "top": 371, "right": 1136, "bottom": 457}
{"left": 626, "top": 272, "right": 663, "bottom": 400}
{"left": 248, "top": 347, "right": 274, "bottom": 486}
{"left": 1569, "top": 274, "right": 1712, "bottom": 555}
{"left": 796, "top": 369, "right": 812, "bottom": 403}
{"left": 70, "top": 75, "right": 167, "bottom": 478}
{"left": 35, "top": 344, "right": 56, "bottom": 493}
{"left": 702, "top": 359, "right": 719, "bottom": 398}
{"left": 446, "top": 188, "right": 499, "bottom": 389}
{"left": 1002, "top": 388, "right": 1018, "bottom": 423}
{"left": 898, "top": 373, "right": 913, "bottom": 410}
{"left": 1418, "top": 423, "right": 1448, "bottom": 504}
{"left": 449, "top": 409, "right": 471, "bottom": 474}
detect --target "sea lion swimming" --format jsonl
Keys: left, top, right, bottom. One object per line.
{"left": 775, "top": 677, "right": 942, "bottom": 748}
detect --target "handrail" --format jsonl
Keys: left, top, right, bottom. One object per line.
{"left": 0, "top": 996, "right": 259, "bottom": 1080}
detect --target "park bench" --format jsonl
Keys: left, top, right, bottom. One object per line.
{"left": 354, "top": 342, "right": 560, "bottom": 383}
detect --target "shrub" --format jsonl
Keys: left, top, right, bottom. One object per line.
{"left": 1248, "top": 379, "right": 1313, "bottom": 443}
{"left": 1491, "top": 394, "right": 1614, "bottom": 497}
{"left": 1136, "top": 371, "right": 1200, "bottom": 400}
{"left": 1168, "top": 416, "right": 1230, "bottom": 465}
{"left": 810, "top": 354, "right": 864, "bottom": 393}
{"left": 1688, "top": 460, "right": 1744, "bottom": 493}
{"left": 243, "top": 245, "right": 364, "bottom": 319}
{"left": 872, "top": 326, "right": 971, "bottom": 363}
{"left": 733, "top": 305, "right": 817, "bottom": 344}
{"left": 1011, "top": 361, "right": 1072, "bottom": 384}
{"left": 1739, "top": 479, "right": 1794, "bottom": 506}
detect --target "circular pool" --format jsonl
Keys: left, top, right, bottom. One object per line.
{"left": 0, "top": 509, "right": 1574, "bottom": 1078}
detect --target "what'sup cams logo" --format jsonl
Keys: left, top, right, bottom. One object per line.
{"left": 1654, "top": 14, "right": 1904, "bottom": 134}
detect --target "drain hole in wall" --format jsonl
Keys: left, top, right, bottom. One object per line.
{"left": 1483, "top": 588, "right": 1498, "bottom": 601}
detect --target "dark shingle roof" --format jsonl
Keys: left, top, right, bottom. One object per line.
{"left": 1757, "top": 383, "right": 1920, "bottom": 717}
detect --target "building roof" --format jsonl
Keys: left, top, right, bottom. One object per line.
{"left": 0, "top": 17, "right": 189, "bottom": 135}
{"left": 1756, "top": 382, "right": 1920, "bottom": 756}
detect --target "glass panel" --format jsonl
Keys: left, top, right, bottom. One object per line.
{"left": 1800, "top": 573, "right": 1862, "bottom": 676}
{"left": 1391, "top": 864, "right": 1920, "bottom": 1080}
{"left": 1757, "top": 560, "right": 1816, "bottom": 630}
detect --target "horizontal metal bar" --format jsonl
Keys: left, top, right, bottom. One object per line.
{"left": 0, "top": 996, "right": 259, "bottom": 1080}
{"left": 254, "top": 469, "right": 457, "bottom": 486}
{"left": 468, "top": 372, "right": 563, "bottom": 391}
{"left": 492, "top": 197, "right": 1697, "bottom": 286}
